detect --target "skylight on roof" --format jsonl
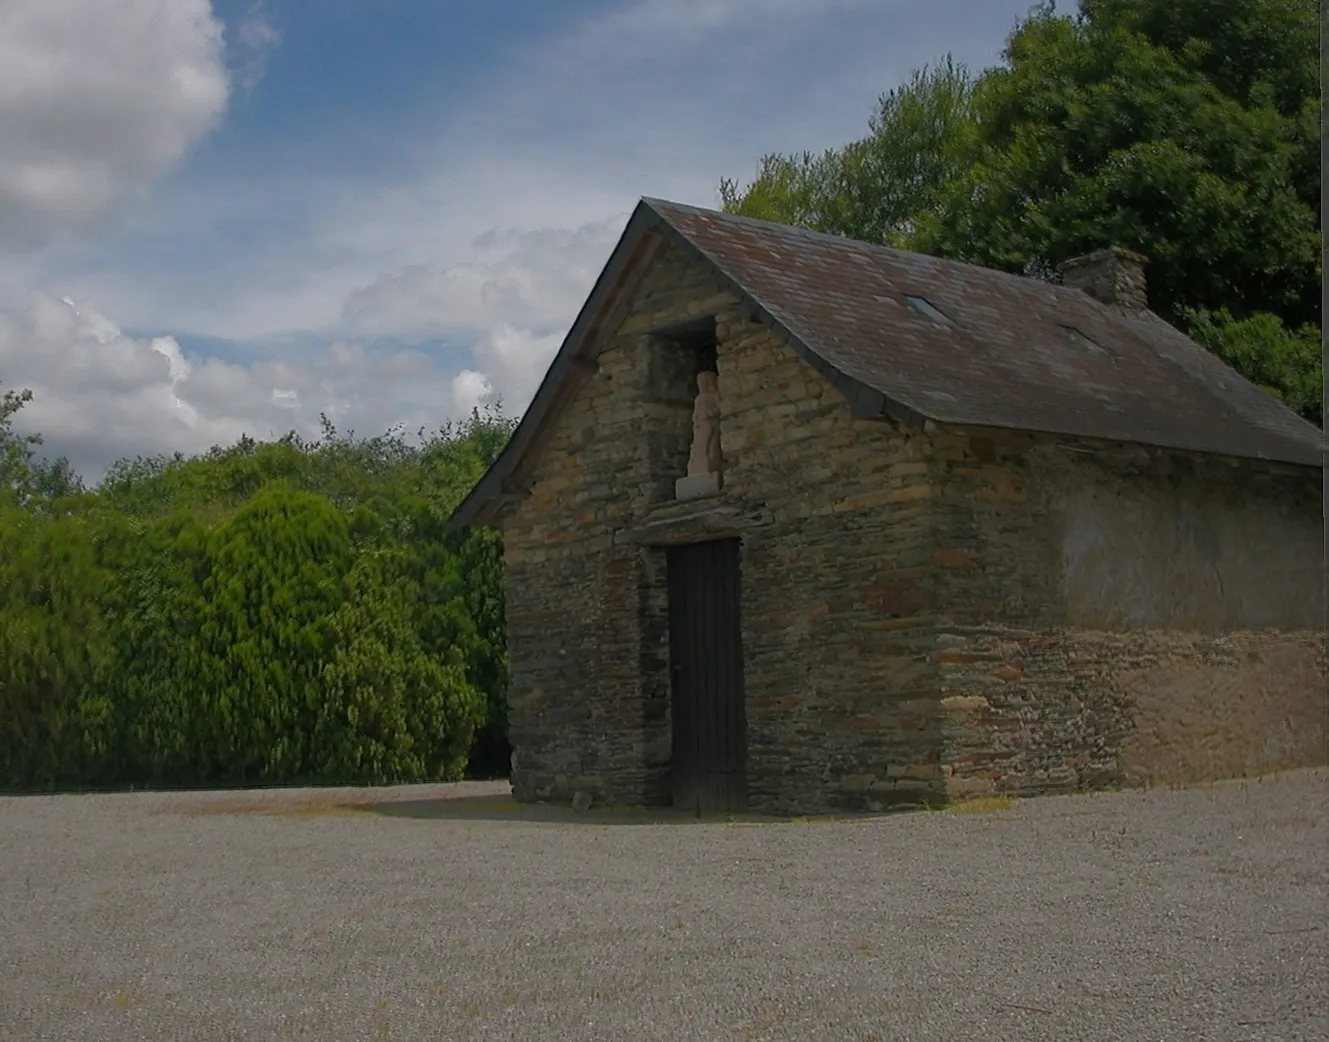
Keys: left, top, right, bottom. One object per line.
{"left": 1062, "top": 325, "right": 1105, "bottom": 353}
{"left": 904, "top": 295, "right": 952, "bottom": 326}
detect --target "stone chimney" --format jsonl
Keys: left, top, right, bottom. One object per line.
{"left": 1058, "top": 247, "right": 1149, "bottom": 310}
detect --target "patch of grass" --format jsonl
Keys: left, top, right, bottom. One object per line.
{"left": 174, "top": 796, "right": 368, "bottom": 819}
{"left": 945, "top": 795, "right": 1016, "bottom": 815}
{"left": 783, "top": 814, "right": 849, "bottom": 824}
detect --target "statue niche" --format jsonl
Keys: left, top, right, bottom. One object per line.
{"left": 675, "top": 369, "right": 723, "bottom": 501}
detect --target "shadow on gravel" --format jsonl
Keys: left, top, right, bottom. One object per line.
{"left": 161, "top": 786, "right": 831, "bottom": 824}
{"left": 358, "top": 796, "right": 853, "bottom": 826}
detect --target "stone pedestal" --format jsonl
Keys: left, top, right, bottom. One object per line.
{"left": 675, "top": 472, "right": 721, "bottom": 501}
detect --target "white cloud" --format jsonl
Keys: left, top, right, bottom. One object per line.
{"left": 469, "top": 325, "right": 564, "bottom": 413}
{"left": 450, "top": 370, "right": 493, "bottom": 417}
{"left": 0, "top": 0, "right": 230, "bottom": 249}
{"left": 233, "top": 2, "right": 282, "bottom": 93}
{"left": 0, "top": 294, "right": 461, "bottom": 483}
{"left": 336, "top": 217, "right": 631, "bottom": 417}
{"left": 343, "top": 218, "right": 624, "bottom": 337}
{"left": 0, "top": 0, "right": 1039, "bottom": 474}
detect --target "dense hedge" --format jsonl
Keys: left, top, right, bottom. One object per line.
{"left": 0, "top": 390, "right": 515, "bottom": 792}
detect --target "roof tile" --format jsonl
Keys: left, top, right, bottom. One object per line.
{"left": 649, "top": 198, "right": 1322, "bottom": 466}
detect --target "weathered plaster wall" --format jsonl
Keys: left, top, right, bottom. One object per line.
{"left": 1056, "top": 455, "right": 1320, "bottom": 630}
{"left": 932, "top": 435, "right": 1325, "bottom": 796}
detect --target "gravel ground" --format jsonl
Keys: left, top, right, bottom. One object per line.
{"left": 1, "top": 769, "right": 1325, "bottom": 1042}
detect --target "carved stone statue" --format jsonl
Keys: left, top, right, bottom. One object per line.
{"left": 686, "top": 370, "right": 723, "bottom": 476}
{"left": 676, "top": 369, "right": 723, "bottom": 501}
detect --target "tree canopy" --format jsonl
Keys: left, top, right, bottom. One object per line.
{"left": 720, "top": 0, "right": 1322, "bottom": 424}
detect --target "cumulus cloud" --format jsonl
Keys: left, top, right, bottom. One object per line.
{"left": 0, "top": 0, "right": 230, "bottom": 249}
{"left": 467, "top": 325, "right": 564, "bottom": 413}
{"left": 340, "top": 217, "right": 624, "bottom": 413}
{"left": 450, "top": 370, "right": 493, "bottom": 418}
{"left": 0, "top": 0, "right": 1036, "bottom": 477}
{"left": 0, "top": 294, "right": 462, "bottom": 483}
{"left": 342, "top": 218, "right": 624, "bottom": 338}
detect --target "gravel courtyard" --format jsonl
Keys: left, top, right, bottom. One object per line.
{"left": 2, "top": 770, "right": 1325, "bottom": 1042}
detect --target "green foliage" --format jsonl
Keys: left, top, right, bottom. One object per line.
{"left": 97, "top": 510, "right": 212, "bottom": 785}
{"left": 1185, "top": 308, "right": 1323, "bottom": 425}
{"left": 720, "top": 57, "right": 978, "bottom": 247}
{"left": 194, "top": 486, "right": 354, "bottom": 782}
{"left": 0, "top": 381, "right": 516, "bottom": 792}
{"left": 719, "top": 0, "right": 1322, "bottom": 423}
{"left": 313, "top": 548, "right": 483, "bottom": 784}
{"left": 0, "top": 504, "right": 116, "bottom": 786}
{"left": 918, "top": 0, "right": 1321, "bottom": 327}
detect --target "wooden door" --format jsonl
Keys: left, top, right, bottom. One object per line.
{"left": 667, "top": 538, "right": 747, "bottom": 814}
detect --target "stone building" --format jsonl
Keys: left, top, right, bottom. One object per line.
{"left": 450, "top": 198, "right": 1325, "bottom": 815}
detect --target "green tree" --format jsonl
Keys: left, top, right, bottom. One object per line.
{"left": 96, "top": 509, "right": 212, "bottom": 785}
{"left": 919, "top": 1, "right": 1320, "bottom": 325}
{"left": 0, "top": 506, "right": 116, "bottom": 787}
{"left": 719, "top": 0, "right": 1322, "bottom": 422}
{"left": 0, "top": 397, "right": 519, "bottom": 790}
{"left": 1185, "top": 308, "right": 1323, "bottom": 423}
{"left": 312, "top": 548, "right": 483, "bottom": 784}
{"left": 720, "top": 57, "right": 978, "bottom": 247}
{"left": 194, "top": 485, "right": 354, "bottom": 783}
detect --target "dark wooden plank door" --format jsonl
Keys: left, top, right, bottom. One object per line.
{"left": 667, "top": 538, "right": 747, "bottom": 815}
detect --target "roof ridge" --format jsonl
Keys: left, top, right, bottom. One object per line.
{"left": 640, "top": 197, "right": 1062, "bottom": 297}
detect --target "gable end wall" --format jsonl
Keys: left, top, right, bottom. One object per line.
{"left": 501, "top": 244, "right": 952, "bottom": 812}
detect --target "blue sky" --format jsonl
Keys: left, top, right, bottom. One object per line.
{"left": 0, "top": 0, "right": 1044, "bottom": 480}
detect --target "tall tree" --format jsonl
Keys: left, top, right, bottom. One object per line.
{"left": 919, "top": 0, "right": 1320, "bottom": 329}
{"left": 720, "top": 57, "right": 978, "bottom": 247}
{"left": 720, "top": 0, "right": 1322, "bottom": 422}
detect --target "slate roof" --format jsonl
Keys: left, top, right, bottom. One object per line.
{"left": 451, "top": 198, "right": 1324, "bottom": 527}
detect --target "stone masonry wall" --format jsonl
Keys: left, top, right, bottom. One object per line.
{"left": 930, "top": 433, "right": 1325, "bottom": 797}
{"left": 503, "top": 243, "right": 735, "bottom": 807}
{"left": 502, "top": 239, "right": 1323, "bottom": 813}
{"left": 504, "top": 243, "right": 954, "bottom": 812}
{"left": 711, "top": 313, "right": 943, "bottom": 813}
